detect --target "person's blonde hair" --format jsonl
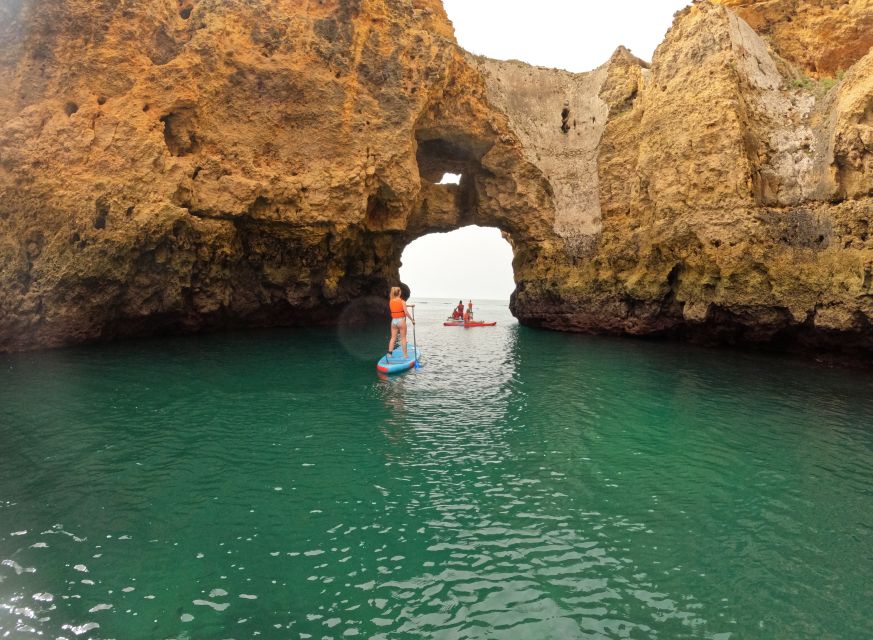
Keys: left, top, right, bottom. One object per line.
{"left": 390, "top": 286, "right": 402, "bottom": 299}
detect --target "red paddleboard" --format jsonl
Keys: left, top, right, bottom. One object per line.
{"left": 443, "top": 320, "right": 497, "bottom": 327}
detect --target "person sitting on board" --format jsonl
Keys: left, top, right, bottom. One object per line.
{"left": 455, "top": 300, "right": 464, "bottom": 319}
{"left": 387, "top": 286, "right": 415, "bottom": 360}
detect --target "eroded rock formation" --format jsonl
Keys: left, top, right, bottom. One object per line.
{"left": 0, "top": 0, "right": 872, "bottom": 361}
{"left": 504, "top": 2, "right": 873, "bottom": 356}
{"left": 712, "top": 0, "right": 873, "bottom": 77}
{"left": 0, "top": 0, "right": 558, "bottom": 350}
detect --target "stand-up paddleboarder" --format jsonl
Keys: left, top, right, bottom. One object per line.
{"left": 386, "top": 286, "right": 415, "bottom": 360}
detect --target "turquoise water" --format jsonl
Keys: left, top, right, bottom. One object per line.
{"left": 1, "top": 299, "right": 872, "bottom": 639}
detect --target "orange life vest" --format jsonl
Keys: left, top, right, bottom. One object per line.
{"left": 389, "top": 298, "right": 405, "bottom": 319}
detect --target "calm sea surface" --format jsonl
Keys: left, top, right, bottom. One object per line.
{"left": 1, "top": 299, "right": 872, "bottom": 639}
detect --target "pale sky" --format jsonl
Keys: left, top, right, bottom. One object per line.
{"left": 443, "top": 0, "right": 689, "bottom": 73}
{"left": 401, "top": 226, "right": 515, "bottom": 300}
{"left": 402, "top": 1, "right": 690, "bottom": 300}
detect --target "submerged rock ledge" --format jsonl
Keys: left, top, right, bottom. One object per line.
{"left": 0, "top": 0, "right": 871, "bottom": 360}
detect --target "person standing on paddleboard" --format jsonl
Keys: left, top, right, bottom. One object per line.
{"left": 387, "top": 286, "right": 415, "bottom": 360}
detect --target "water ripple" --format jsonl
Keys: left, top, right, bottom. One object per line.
{"left": 0, "top": 301, "right": 872, "bottom": 638}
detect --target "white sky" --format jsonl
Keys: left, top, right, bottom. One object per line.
{"left": 443, "top": 0, "right": 688, "bottom": 72}
{"left": 402, "top": 1, "right": 690, "bottom": 300}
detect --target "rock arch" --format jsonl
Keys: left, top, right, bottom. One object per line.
{"left": 1, "top": 0, "right": 872, "bottom": 361}
{"left": 0, "top": 0, "right": 569, "bottom": 350}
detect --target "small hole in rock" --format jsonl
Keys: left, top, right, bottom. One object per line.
{"left": 94, "top": 199, "right": 109, "bottom": 230}
{"left": 179, "top": 6, "right": 192, "bottom": 19}
{"left": 560, "top": 107, "right": 571, "bottom": 133}
{"left": 143, "top": 104, "right": 150, "bottom": 112}
{"left": 97, "top": 96, "right": 107, "bottom": 105}
{"left": 64, "top": 102, "right": 78, "bottom": 116}
{"left": 160, "top": 110, "right": 200, "bottom": 156}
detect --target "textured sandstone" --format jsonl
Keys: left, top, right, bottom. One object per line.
{"left": 474, "top": 57, "right": 614, "bottom": 253}
{"left": 0, "top": 0, "right": 557, "bottom": 350}
{"left": 711, "top": 0, "right": 873, "bottom": 77}
{"left": 494, "top": 2, "right": 873, "bottom": 357}
{"left": 0, "top": 0, "right": 872, "bottom": 362}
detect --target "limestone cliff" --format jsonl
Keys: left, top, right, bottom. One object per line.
{"left": 0, "top": 0, "right": 872, "bottom": 362}
{"left": 507, "top": 2, "right": 873, "bottom": 357}
{"left": 711, "top": 0, "right": 873, "bottom": 77}
{"left": 0, "top": 0, "right": 558, "bottom": 350}
{"left": 473, "top": 57, "right": 616, "bottom": 254}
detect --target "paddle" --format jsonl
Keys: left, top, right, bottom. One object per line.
{"left": 410, "top": 304, "right": 420, "bottom": 368}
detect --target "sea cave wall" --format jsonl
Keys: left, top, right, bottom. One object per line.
{"left": 0, "top": 0, "right": 872, "bottom": 359}
{"left": 0, "top": 0, "right": 560, "bottom": 350}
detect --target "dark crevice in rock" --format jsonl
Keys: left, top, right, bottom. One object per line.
{"left": 160, "top": 109, "right": 200, "bottom": 156}
{"left": 25, "top": 232, "right": 44, "bottom": 260}
{"left": 148, "top": 27, "right": 183, "bottom": 66}
{"left": 187, "top": 209, "right": 239, "bottom": 222}
{"left": 364, "top": 186, "right": 396, "bottom": 232}
{"left": 178, "top": 0, "right": 194, "bottom": 20}
{"left": 94, "top": 197, "right": 109, "bottom": 230}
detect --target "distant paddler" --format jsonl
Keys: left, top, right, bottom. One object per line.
{"left": 464, "top": 299, "right": 474, "bottom": 322}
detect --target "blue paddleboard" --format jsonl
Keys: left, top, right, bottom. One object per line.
{"left": 376, "top": 344, "right": 421, "bottom": 374}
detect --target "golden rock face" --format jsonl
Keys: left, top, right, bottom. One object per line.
{"left": 0, "top": 0, "right": 871, "bottom": 360}
{"left": 0, "top": 0, "right": 559, "bottom": 351}
{"left": 711, "top": 0, "right": 873, "bottom": 77}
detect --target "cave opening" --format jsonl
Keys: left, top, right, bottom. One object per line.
{"left": 399, "top": 225, "right": 515, "bottom": 306}
{"left": 415, "top": 135, "right": 485, "bottom": 184}
{"left": 410, "top": 128, "right": 497, "bottom": 241}
{"left": 399, "top": 129, "right": 520, "bottom": 315}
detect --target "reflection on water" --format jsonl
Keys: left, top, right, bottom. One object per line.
{"left": 1, "top": 299, "right": 872, "bottom": 639}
